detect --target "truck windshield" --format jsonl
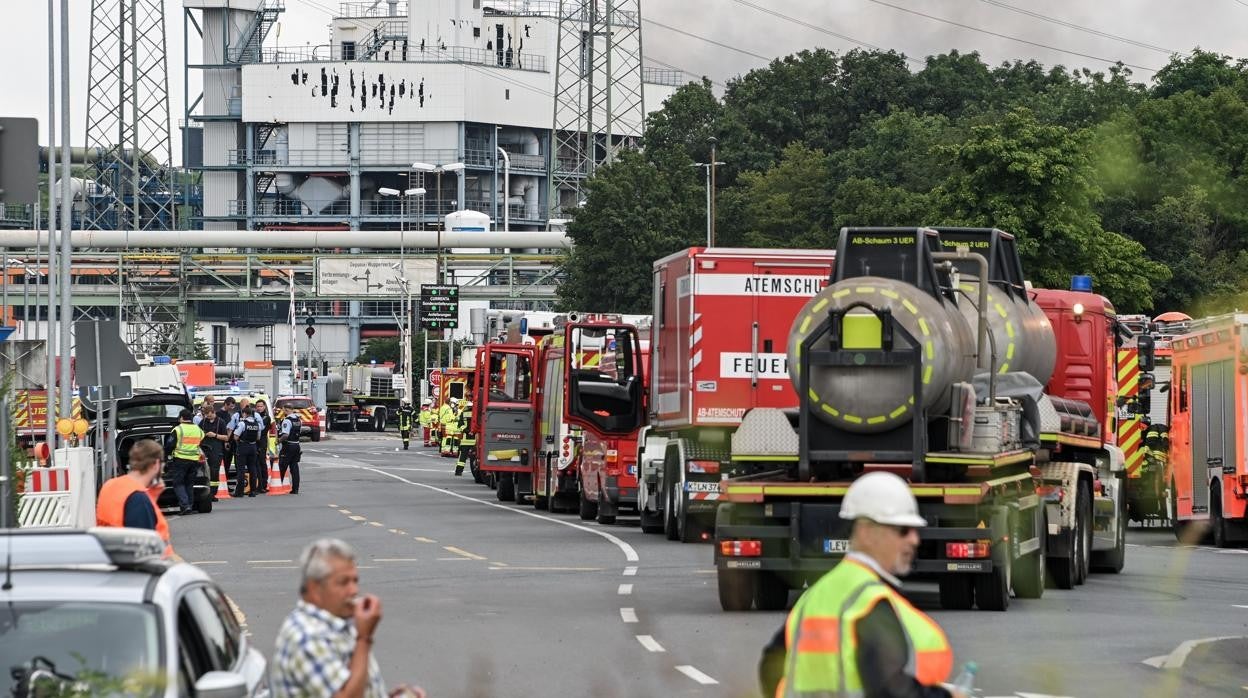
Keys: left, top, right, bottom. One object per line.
{"left": 1, "top": 601, "right": 162, "bottom": 694}
{"left": 487, "top": 353, "right": 532, "bottom": 403}
{"left": 567, "top": 326, "right": 643, "bottom": 434}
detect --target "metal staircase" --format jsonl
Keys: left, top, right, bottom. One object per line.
{"left": 357, "top": 19, "right": 408, "bottom": 61}
{"left": 227, "top": 0, "right": 285, "bottom": 64}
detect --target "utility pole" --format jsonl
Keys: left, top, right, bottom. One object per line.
{"left": 692, "top": 138, "right": 724, "bottom": 248}
{"left": 58, "top": 0, "right": 73, "bottom": 421}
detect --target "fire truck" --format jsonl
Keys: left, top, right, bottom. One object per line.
{"left": 476, "top": 316, "right": 647, "bottom": 518}
{"left": 435, "top": 366, "right": 476, "bottom": 457}
{"left": 713, "top": 227, "right": 1128, "bottom": 612}
{"left": 636, "top": 247, "right": 836, "bottom": 541}
{"left": 1167, "top": 313, "right": 1248, "bottom": 547}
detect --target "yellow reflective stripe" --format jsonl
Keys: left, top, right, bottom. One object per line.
{"left": 867, "top": 415, "right": 887, "bottom": 425}
{"left": 808, "top": 388, "right": 821, "bottom": 403}
{"left": 821, "top": 404, "right": 840, "bottom": 417}
{"left": 730, "top": 454, "right": 799, "bottom": 462}
{"left": 812, "top": 298, "right": 829, "bottom": 313}
{"left": 799, "top": 315, "right": 812, "bottom": 334}
{"left": 854, "top": 286, "right": 876, "bottom": 294}
{"left": 917, "top": 318, "right": 930, "bottom": 337}
{"left": 843, "top": 414, "right": 863, "bottom": 424}
{"left": 925, "top": 341, "right": 934, "bottom": 359}
{"left": 880, "top": 289, "right": 900, "bottom": 299}
{"left": 889, "top": 405, "right": 908, "bottom": 418}
{"left": 902, "top": 300, "right": 919, "bottom": 315}
{"left": 832, "top": 289, "right": 851, "bottom": 299}
{"left": 922, "top": 365, "right": 933, "bottom": 384}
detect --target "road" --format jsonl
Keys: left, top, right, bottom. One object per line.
{"left": 172, "top": 433, "right": 1248, "bottom": 697}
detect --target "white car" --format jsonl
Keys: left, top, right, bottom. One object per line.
{"left": 1, "top": 527, "right": 268, "bottom": 697}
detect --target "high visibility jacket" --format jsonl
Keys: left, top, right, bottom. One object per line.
{"left": 171, "top": 423, "right": 205, "bottom": 461}
{"left": 398, "top": 408, "right": 415, "bottom": 431}
{"left": 777, "top": 557, "right": 952, "bottom": 697}
{"left": 419, "top": 407, "right": 433, "bottom": 427}
{"left": 458, "top": 410, "right": 475, "bottom": 445}
{"left": 97, "top": 475, "right": 172, "bottom": 554}
{"left": 438, "top": 404, "right": 456, "bottom": 425}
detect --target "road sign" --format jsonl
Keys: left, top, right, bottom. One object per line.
{"left": 429, "top": 369, "right": 442, "bottom": 389}
{"left": 420, "top": 284, "right": 460, "bottom": 330}
{"left": 0, "top": 117, "right": 39, "bottom": 204}
{"left": 315, "top": 257, "right": 437, "bottom": 297}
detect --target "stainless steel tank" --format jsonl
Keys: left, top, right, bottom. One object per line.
{"left": 788, "top": 276, "right": 977, "bottom": 433}
{"left": 952, "top": 279, "right": 1056, "bottom": 384}
{"left": 324, "top": 373, "right": 346, "bottom": 403}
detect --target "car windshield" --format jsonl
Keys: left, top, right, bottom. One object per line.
{"left": 278, "top": 398, "right": 313, "bottom": 409}
{"left": 116, "top": 403, "right": 184, "bottom": 427}
{"left": 0, "top": 601, "right": 162, "bottom": 695}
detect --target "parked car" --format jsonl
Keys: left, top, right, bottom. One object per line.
{"left": 113, "top": 389, "right": 212, "bottom": 514}
{"left": 1, "top": 527, "right": 268, "bottom": 697}
{"left": 274, "top": 395, "right": 322, "bottom": 441}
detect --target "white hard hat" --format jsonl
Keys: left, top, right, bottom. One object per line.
{"left": 450, "top": 397, "right": 460, "bottom": 405}
{"left": 839, "top": 472, "right": 927, "bottom": 528}
{"left": 421, "top": 398, "right": 432, "bottom": 405}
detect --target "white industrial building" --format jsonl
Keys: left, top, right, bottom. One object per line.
{"left": 174, "top": 0, "right": 683, "bottom": 368}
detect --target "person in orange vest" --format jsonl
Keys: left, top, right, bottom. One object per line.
{"left": 759, "top": 472, "right": 965, "bottom": 698}
{"left": 97, "top": 439, "right": 173, "bottom": 555}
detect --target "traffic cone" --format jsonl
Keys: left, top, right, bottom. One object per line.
{"left": 215, "top": 463, "right": 232, "bottom": 500}
{"left": 267, "top": 459, "right": 291, "bottom": 496}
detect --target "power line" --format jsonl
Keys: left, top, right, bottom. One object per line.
{"left": 975, "top": 0, "right": 1180, "bottom": 56}
{"left": 862, "top": 0, "right": 1162, "bottom": 74}
{"left": 643, "top": 18, "right": 777, "bottom": 64}
{"left": 729, "top": 0, "right": 924, "bottom": 66}
{"left": 646, "top": 56, "right": 726, "bottom": 88}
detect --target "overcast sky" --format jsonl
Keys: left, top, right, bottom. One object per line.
{"left": 4, "top": 0, "right": 1246, "bottom": 164}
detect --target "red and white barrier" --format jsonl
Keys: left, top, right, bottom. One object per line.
{"left": 27, "top": 466, "right": 71, "bottom": 493}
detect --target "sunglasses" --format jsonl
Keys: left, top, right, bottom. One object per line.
{"left": 887, "top": 525, "right": 916, "bottom": 537}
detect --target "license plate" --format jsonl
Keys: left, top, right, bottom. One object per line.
{"left": 627, "top": 464, "right": 637, "bottom": 476}
{"left": 823, "top": 539, "right": 849, "bottom": 554}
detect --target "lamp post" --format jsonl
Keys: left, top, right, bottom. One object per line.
{"left": 379, "top": 186, "right": 426, "bottom": 401}
{"left": 410, "top": 162, "right": 464, "bottom": 373}
{"left": 692, "top": 137, "right": 725, "bottom": 248}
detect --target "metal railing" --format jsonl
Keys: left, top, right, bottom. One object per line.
{"left": 234, "top": 198, "right": 472, "bottom": 218}
{"left": 228, "top": 148, "right": 350, "bottom": 167}
{"left": 339, "top": 1, "right": 402, "bottom": 17}
{"left": 259, "top": 43, "right": 547, "bottom": 72}
{"left": 643, "top": 66, "right": 686, "bottom": 87}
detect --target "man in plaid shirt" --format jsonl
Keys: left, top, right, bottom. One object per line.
{"left": 272, "top": 539, "right": 424, "bottom": 698}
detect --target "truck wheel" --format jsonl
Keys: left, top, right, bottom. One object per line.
{"left": 974, "top": 566, "right": 1010, "bottom": 612}
{"left": 596, "top": 485, "right": 616, "bottom": 525}
{"left": 311, "top": 429, "right": 321, "bottom": 442}
{"left": 194, "top": 493, "right": 214, "bottom": 514}
{"left": 938, "top": 577, "right": 974, "bottom": 610}
{"left": 718, "top": 569, "right": 755, "bottom": 612}
{"left": 1210, "top": 487, "right": 1229, "bottom": 548}
{"left": 675, "top": 487, "right": 700, "bottom": 543}
{"left": 497, "top": 474, "right": 514, "bottom": 502}
{"left": 1075, "top": 481, "right": 1092, "bottom": 585}
{"left": 579, "top": 484, "right": 598, "bottom": 521}
{"left": 1049, "top": 526, "right": 1077, "bottom": 590}
{"left": 1013, "top": 509, "right": 1046, "bottom": 599}
{"left": 640, "top": 506, "right": 664, "bottom": 534}
{"left": 663, "top": 477, "right": 679, "bottom": 541}
{"left": 1091, "top": 487, "right": 1127, "bottom": 573}
{"left": 374, "top": 408, "right": 387, "bottom": 432}
{"left": 754, "top": 572, "right": 789, "bottom": 611}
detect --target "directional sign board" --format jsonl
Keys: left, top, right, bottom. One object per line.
{"left": 315, "top": 257, "right": 437, "bottom": 297}
{"left": 420, "top": 284, "right": 459, "bottom": 330}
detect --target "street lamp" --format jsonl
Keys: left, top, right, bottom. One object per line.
{"left": 379, "top": 186, "right": 426, "bottom": 402}
{"left": 410, "top": 161, "right": 464, "bottom": 374}
{"left": 692, "top": 137, "right": 724, "bottom": 247}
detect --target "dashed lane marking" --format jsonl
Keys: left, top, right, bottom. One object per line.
{"left": 328, "top": 503, "right": 339, "bottom": 508}
{"left": 248, "top": 559, "right": 293, "bottom": 564}
{"left": 443, "top": 545, "right": 488, "bottom": 561}
{"left": 348, "top": 515, "right": 367, "bottom": 521}
{"left": 636, "top": 635, "right": 665, "bottom": 653}
{"left": 373, "top": 558, "right": 421, "bottom": 562}
{"left": 623, "top": 566, "right": 637, "bottom": 576}
{"left": 618, "top": 584, "right": 633, "bottom": 595}
{"left": 368, "top": 521, "right": 384, "bottom": 527}
{"left": 620, "top": 608, "right": 638, "bottom": 623}
{"left": 675, "top": 665, "right": 719, "bottom": 686}
{"left": 487, "top": 565, "right": 604, "bottom": 572}
{"left": 339, "top": 509, "right": 353, "bottom": 515}
{"left": 252, "top": 565, "right": 299, "bottom": 569}
{"left": 192, "top": 561, "right": 228, "bottom": 565}
{"left": 414, "top": 536, "right": 437, "bottom": 543}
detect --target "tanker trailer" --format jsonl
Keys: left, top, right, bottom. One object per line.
{"left": 713, "top": 227, "right": 1127, "bottom": 612}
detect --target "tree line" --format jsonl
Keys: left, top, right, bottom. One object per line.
{"left": 559, "top": 48, "right": 1248, "bottom": 316}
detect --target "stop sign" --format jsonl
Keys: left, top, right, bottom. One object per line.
{"left": 429, "top": 369, "right": 442, "bottom": 389}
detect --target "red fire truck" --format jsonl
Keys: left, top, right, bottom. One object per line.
{"left": 636, "top": 247, "right": 836, "bottom": 541}
{"left": 1168, "top": 313, "right": 1248, "bottom": 547}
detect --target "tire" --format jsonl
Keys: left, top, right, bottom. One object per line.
{"left": 718, "top": 569, "right": 756, "bottom": 612}
{"left": 938, "top": 577, "right": 974, "bottom": 610}
{"left": 754, "top": 572, "right": 789, "bottom": 611}
{"left": 374, "top": 409, "right": 387, "bottom": 432}
{"left": 579, "top": 484, "right": 598, "bottom": 521}
{"left": 663, "top": 477, "right": 679, "bottom": 541}
{"left": 974, "top": 565, "right": 1010, "bottom": 612}
{"left": 514, "top": 476, "right": 527, "bottom": 505}
{"left": 194, "top": 493, "right": 214, "bottom": 514}
{"left": 1049, "top": 525, "right": 1077, "bottom": 590}
{"left": 1211, "top": 486, "right": 1229, "bottom": 549}
{"left": 1013, "top": 509, "right": 1046, "bottom": 599}
{"left": 471, "top": 462, "right": 483, "bottom": 484}
{"left": 596, "top": 486, "right": 616, "bottom": 525}
{"left": 640, "top": 505, "right": 664, "bottom": 534}
{"left": 1091, "top": 487, "right": 1126, "bottom": 573}
{"left": 675, "top": 486, "right": 699, "bottom": 543}
{"left": 1075, "top": 481, "right": 1092, "bottom": 585}
{"left": 497, "top": 474, "right": 515, "bottom": 502}
{"left": 311, "top": 429, "right": 321, "bottom": 442}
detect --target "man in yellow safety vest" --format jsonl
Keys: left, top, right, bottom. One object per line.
{"left": 439, "top": 398, "right": 460, "bottom": 456}
{"left": 166, "top": 409, "right": 205, "bottom": 516}
{"left": 760, "top": 471, "right": 963, "bottom": 698}
{"left": 418, "top": 398, "right": 434, "bottom": 447}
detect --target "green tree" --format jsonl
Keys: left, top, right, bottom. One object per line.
{"left": 356, "top": 337, "right": 400, "bottom": 364}
{"left": 557, "top": 150, "right": 703, "bottom": 312}
{"left": 717, "top": 143, "right": 835, "bottom": 248}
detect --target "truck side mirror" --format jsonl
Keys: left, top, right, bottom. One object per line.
{"left": 1138, "top": 335, "right": 1156, "bottom": 372}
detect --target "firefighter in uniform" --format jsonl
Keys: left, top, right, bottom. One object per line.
{"left": 759, "top": 472, "right": 961, "bottom": 698}
{"left": 397, "top": 400, "right": 416, "bottom": 450}
{"left": 232, "top": 405, "right": 264, "bottom": 497}
{"left": 454, "top": 399, "right": 475, "bottom": 476}
{"left": 166, "top": 409, "right": 205, "bottom": 516}
{"left": 439, "top": 398, "right": 460, "bottom": 456}
{"left": 419, "top": 398, "right": 434, "bottom": 447}
{"left": 277, "top": 406, "right": 303, "bottom": 495}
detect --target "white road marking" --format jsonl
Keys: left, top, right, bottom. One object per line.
{"left": 623, "top": 566, "right": 638, "bottom": 576}
{"left": 368, "top": 521, "right": 384, "bottom": 527}
{"left": 373, "top": 558, "right": 421, "bottom": 562}
{"left": 348, "top": 515, "right": 366, "bottom": 521}
{"left": 1141, "top": 635, "right": 1243, "bottom": 669}
{"left": 414, "top": 536, "right": 437, "bottom": 543}
{"left": 1234, "top": 605, "right": 1248, "bottom": 610}
{"left": 332, "top": 453, "right": 341, "bottom": 458}
{"left": 618, "top": 583, "right": 633, "bottom": 595}
{"left": 437, "top": 557, "right": 476, "bottom": 561}
{"left": 636, "top": 635, "right": 665, "bottom": 652}
{"left": 192, "top": 560, "right": 228, "bottom": 565}
{"left": 339, "top": 509, "right": 353, "bottom": 515}
{"left": 247, "top": 559, "right": 293, "bottom": 564}
{"left": 357, "top": 465, "right": 640, "bottom": 562}
{"left": 443, "top": 545, "right": 487, "bottom": 561}
{"left": 675, "top": 665, "right": 719, "bottom": 685}
{"left": 620, "top": 607, "right": 638, "bottom": 623}
{"left": 487, "top": 565, "right": 603, "bottom": 572}
{"left": 327, "top": 503, "right": 339, "bottom": 508}
{"left": 252, "top": 565, "right": 299, "bottom": 569}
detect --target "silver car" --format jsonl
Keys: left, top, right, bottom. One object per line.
{"left": 1, "top": 527, "right": 268, "bottom": 697}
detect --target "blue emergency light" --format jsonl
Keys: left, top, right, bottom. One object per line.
{"left": 153, "top": 355, "right": 172, "bottom": 364}
{"left": 520, "top": 317, "right": 528, "bottom": 335}
{"left": 1070, "top": 275, "right": 1093, "bottom": 292}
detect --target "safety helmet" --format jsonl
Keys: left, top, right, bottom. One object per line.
{"left": 401, "top": 400, "right": 410, "bottom": 407}
{"left": 839, "top": 472, "right": 927, "bottom": 528}
{"left": 450, "top": 397, "right": 460, "bottom": 406}
{"left": 422, "top": 398, "right": 432, "bottom": 406}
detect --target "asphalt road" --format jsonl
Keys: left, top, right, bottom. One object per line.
{"left": 171, "top": 434, "right": 1248, "bottom": 697}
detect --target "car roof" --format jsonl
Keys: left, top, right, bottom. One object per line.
{"left": 1, "top": 568, "right": 156, "bottom": 603}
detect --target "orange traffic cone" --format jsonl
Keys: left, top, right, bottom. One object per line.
{"left": 215, "top": 463, "right": 232, "bottom": 500}
{"left": 267, "top": 460, "right": 291, "bottom": 495}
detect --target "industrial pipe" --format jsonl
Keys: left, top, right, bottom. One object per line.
{"left": 0, "top": 229, "right": 572, "bottom": 250}
{"left": 933, "top": 250, "right": 991, "bottom": 373}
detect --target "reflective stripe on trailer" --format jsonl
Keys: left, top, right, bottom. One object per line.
{"left": 689, "top": 492, "right": 721, "bottom": 501}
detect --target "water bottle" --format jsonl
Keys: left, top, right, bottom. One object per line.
{"left": 952, "top": 661, "right": 978, "bottom": 693}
